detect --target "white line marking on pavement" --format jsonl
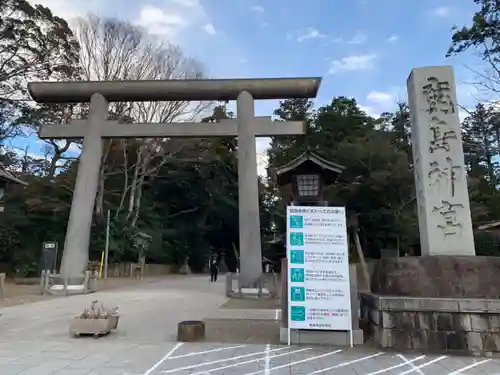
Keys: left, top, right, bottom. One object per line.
{"left": 448, "top": 359, "right": 491, "bottom": 375}
{"left": 398, "top": 354, "right": 425, "bottom": 375}
{"left": 241, "top": 349, "right": 343, "bottom": 375}
{"left": 366, "top": 355, "right": 426, "bottom": 375}
{"left": 199, "top": 348, "right": 311, "bottom": 374}
{"left": 166, "top": 344, "right": 247, "bottom": 359}
{"left": 264, "top": 344, "right": 271, "bottom": 375}
{"left": 161, "top": 347, "right": 289, "bottom": 373}
{"left": 275, "top": 309, "right": 279, "bottom": 320}
{"left": 397, "top": 356, "right": 447, "bottom": 375}
{"left": 142, "top": 343, "right": 183, "bottom": 375}
{"left": 306, "top": 352, "right": 384, "bottom": 375}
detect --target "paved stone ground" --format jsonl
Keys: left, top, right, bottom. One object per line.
{"left": 0, "top": 275, "right": 169, "bottom": 307}
{"left": 0, "top": 276, "right": 499, "bottom": 374}
{"left": 1, "top": 340, "right": 499, "bottom": 374}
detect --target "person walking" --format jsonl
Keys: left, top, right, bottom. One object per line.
{"left": 209, "top": 252, "right": 219, "bottom": 282}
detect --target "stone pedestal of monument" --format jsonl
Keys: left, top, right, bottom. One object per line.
{"left": 361, "top": 256, "right": 500, "bottom": 356}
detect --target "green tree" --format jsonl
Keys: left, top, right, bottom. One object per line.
{"left": 447, "top": 0, "right": 500, "bottom": 93}
{"left": 267, "top": 97, "right": 417, "bottom": 257}
{"left": 462, "top": 103, "right": 499, "bottom": 182}
{"left": 0, "top": 0, "right": 80, "bottom": 99}
{"left": 267, "top": 98, "right": 315, "bottom": 168}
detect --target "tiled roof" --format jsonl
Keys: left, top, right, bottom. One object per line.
{"left": 274, "top": 151, "right": 345, "bottom": 176}
{"left": 0, "top": 165, "right": 28, "bottom": 186}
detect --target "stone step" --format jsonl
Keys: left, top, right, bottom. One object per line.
{"left": 204, "top": 308, "right": 281, "bottom": 321}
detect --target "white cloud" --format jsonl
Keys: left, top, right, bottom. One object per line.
{"left": 361, "top": 86, "right": 407, "bottom": 117}
{"left": 456, "top": 83, "right": 479, "bottom": 121}
{"left": 347, "top": 33, "right": 367, "bottom": 45}
{"left": 134, "top": 0, "right": 214, "bottom": 41}
{"left": 32, "top": 0, "right": 215, "bottom": 42}
{"left": 367, "top": 91, "right": 393, "bottom": 104}
{"left": 256, "top": 138, "right": 269, "bottom": 177}
{"left": 387, "top": 35, "right": 399, "bottom": 43}
{"left": 251, "top": 5, "right": 265, "bottom": 12}
{"left": 458, "top": 108, "right": 469, "bottom": 123}
{"left": 67, "top": 143, "right": 82, "bottom": 154}
{"left": 29, "top": 0, "right": 101, "bottom": 20}
{"left": 359, "top": 105, "right": 381, "bottom": 118}
{"left": 489, "top": 99, "right": 500, "bottom": 111}
{"left": 170, "top": 0, "right": 200, "bottom": 6}
{"left": 297, "top": 27, "right": 326, "bottom": 42}
{"left": 431, "top": 6, "right": 452, "bottom": 18}
{"left": 203, "top": 23, "right": 217, "bottom": 35}
{"left": 328, "top": 54, "right": 377, "bottom": 74}
{"left": 135, "top": 6, "right": 187, "bottom": 36}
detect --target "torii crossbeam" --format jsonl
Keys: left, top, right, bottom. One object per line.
{"left": 28, "top": 77, "right": 322, "bottom": 287}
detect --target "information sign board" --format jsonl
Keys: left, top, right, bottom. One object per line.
{"left": 286, "top": 206, "right": 352, "bottom": 344}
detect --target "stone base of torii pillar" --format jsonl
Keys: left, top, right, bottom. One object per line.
{"left": 361, "top": 66, "right": 500, "bottom": 356}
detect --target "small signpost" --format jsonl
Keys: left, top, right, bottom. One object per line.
{"left": 286, "top": 206, "right": 353, "bottom": 346}
{"left": 41, "top": 241, "right": 58, "bottom": 272}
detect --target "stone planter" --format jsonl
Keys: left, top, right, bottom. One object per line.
{"left": 70, "top": 314, "right": 119, "bottom": 337}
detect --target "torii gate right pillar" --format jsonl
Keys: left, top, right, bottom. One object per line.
{"left": 237, "top": 91, "right": 263, "bottom": 286}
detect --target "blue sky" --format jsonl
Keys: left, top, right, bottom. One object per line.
{"left": 17, "top": 0, "right": 485, "bottom": 173}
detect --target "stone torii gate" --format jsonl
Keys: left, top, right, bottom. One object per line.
{"left": 28, "top": 78, "right": 321, "bottom": 286}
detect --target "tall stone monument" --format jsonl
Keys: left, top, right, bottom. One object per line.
{"left": 407, "top": 65, "right": 475, "bottom": 256}
{"left": 361, "top": 66, "right": 500, "bottom": 356}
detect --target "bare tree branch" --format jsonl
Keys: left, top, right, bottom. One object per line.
{"left": 73, "top": 14, "right": 212, "bottom": 226}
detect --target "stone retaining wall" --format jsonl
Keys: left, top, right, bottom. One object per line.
{"left": 361, "top": 293, "right": 500, "bottom": 356}
{"left": 108, "top": 263, "right": 174, "bottom": 277}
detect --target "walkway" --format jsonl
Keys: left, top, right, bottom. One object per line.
{"left": 0, "top": 276, "right": 498, "bottom": 374}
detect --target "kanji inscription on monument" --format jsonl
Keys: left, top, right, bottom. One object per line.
{"left": 407, "top": 66, "right": 475, "bottom": 256}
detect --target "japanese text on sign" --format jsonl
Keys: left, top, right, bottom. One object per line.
{"left": 287, "top": 206, "right": 352, "bottom": 331}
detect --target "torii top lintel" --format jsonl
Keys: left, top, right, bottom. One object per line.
{"left": 27, "top": 77, "right": 322, "bottom": 104}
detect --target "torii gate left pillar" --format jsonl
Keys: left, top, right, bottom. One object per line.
{"left": 28, "top": 77, "right": 322, "bottom": 286}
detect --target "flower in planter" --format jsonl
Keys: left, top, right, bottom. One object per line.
{"left": 80, "top": 300, "right": 118, "bottom": 319}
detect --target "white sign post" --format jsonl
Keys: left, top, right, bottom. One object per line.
{"left": 286, "top": 206, "right": 353, "bottom": 347}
